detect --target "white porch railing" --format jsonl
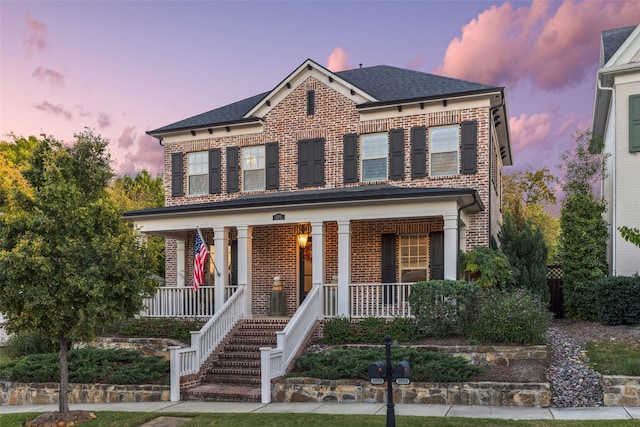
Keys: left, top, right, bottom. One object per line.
{"left": 323, "top": 282, "right": 413, "bottom": 318}
{"left": 141, "top": 285, "right": 238, "bottom": 319}
{"left": 260, "top": 283, "right": 323, "bottom": 403}
{"left": 169, "top": 286, "right": 246, "bottom": 401}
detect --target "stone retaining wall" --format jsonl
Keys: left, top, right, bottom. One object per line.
{"left": 273, "top": 378, "right": 551, "bottom": 407}
{"left": 74, "top": 337, "right": 185, "bottom": 361}
{"left": 0, "top": 382, "right": 170, "bottom": 406}
{"left": 603, "top": 376, "right": 640, "bottom": 406}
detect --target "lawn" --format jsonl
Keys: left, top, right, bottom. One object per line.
{"left": 1, "top": 412, "right": 640, "bottom": 427}
{"left": 585, "top": 340, "right": 640, "bottom": 376}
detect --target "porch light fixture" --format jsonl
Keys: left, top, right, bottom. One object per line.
{"left": 296, "top": 223, "right": 310, "bottom": 248}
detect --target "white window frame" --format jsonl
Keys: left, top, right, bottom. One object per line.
{"left": 242, "top": 145, "right": 265, "bottom": 191}
{"left": 429, "top": 125, "right": 459, "bottom": 177}
{"left": 399, "top": 234, "right": 428, "bottom": 283}
{"left": 360, "top": 132, "right": 388, "bottom": 182}
{"left": 187, "top": 151, "right": 208, "bottom": 195}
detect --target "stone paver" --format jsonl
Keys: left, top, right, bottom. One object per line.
{"left": 138, "top": 416, "right": 191, "bottom": 427}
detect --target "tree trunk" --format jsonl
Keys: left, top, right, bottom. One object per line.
{"left": 58, "top": 334, "right": 69, "bottom": 413}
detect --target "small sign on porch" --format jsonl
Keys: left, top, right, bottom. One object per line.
{"left": 272, "top": 213, "right": 285, "bottom": 221}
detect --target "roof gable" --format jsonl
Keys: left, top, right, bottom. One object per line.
{"left": 601, "top": 24, "right": 640, "bottom": 67}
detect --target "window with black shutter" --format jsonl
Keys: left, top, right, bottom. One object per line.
{"left": 266, "top": 142, "right": 279, "bottom": 190}
{"left": 411, "top": 126, "right": 427, "bottom": 178}
{"left": 226, "top": 146, "right": 239, "bottom": 193}
{"left": 389, "top": 128, "right": 405, "bottom": 180}
{"left": 171, "top": 152, "right": 184, "bottom": 197}
{"left": 209, "top": 148, "right": 221, "bottom": 194}
{"left": 461, "top": 120, "right": 478, "bottom": 174}
{"left": 343, "top": 133, "right": 358, "bottom": 183}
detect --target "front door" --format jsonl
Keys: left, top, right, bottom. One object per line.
{"left": 299, "top": 239, "right": 312, "bottom": 304}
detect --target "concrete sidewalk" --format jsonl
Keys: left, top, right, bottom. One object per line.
{"left": 2, "top": 401, "right": 640, "bottom": 421}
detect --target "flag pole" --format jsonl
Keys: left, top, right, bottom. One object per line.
{"left": 197, "top": 227, "right": 221, "bottom": 277}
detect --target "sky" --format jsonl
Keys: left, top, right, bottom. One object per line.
{"left": 2, "top": 0, "right": 640, "bottom": 193}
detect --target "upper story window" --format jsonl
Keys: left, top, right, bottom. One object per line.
{"left": 242, "top": 145, "right": 265, "bottom": 191}
{"left": 187, "top": 151, "right": 209, "bottom": 195}
{"left": 361, "top": 133, "right": 388, "bottom": 182}
{"left": 429, "top": 125, "right": 459, "bottom": 176}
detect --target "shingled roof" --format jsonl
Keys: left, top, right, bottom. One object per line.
{"left": 148, "top": 61, "right": 501, "bottom": 135}
{"left": 602, "top": 25, "right": 637, "bottom": 65}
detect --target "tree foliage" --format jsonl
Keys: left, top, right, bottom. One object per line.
{"left": 460, "top": 246, "right": 514, "bottom": 289}
{"left": 0, "top": 129, "right": 157, "bottom": 413}
{"left": 0, "top": 134, "right": 40, "bottom": 211}
{"left": 619, "top": 226, "right": 640, "bottom": 248}
{"left": 498, "top": 212, "right": 549, "bottom": 304}
{"left": 558, "top": 130, "right": 608, "bottom": 320}
{"left": 502, "top": 167, "right": 560, "bottom": 262}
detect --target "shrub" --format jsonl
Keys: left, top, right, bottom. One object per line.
{"left": 321, "top": 316, "right": 352, "bottom": 345}
{"left": 596, "top": 275, "right": 640, "bottom": 325}
{"left": 409, "top": 280, "right": 481, "bottom": 337}
{"left": 460, "top": 247, "right": 514, "bottom": 289}
{"left": 4, "top": 329, "right": 58, "bottom": 359}
{"left": 470, "top": 288, "right": 551, "bottom": 345}
{"left": 351, "top": 316, "right": 386, "bottom": 343}
{"left": 0, "top": 347, "right": 169, "bottom": 384}
{"left": 321, "top": 317, "right": 421, "bottom": 344}
{"left": 386, "top": 317, "right": 421, "bottom": 343}
{"left": 105, "top": 317, "right": 202, "bottom": 343}
{"left": 297, "top": 347, "right": 481, "bottom": 382}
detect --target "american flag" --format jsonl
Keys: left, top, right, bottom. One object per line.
{"left": 193, "top": 229, "right": 208, "bottom": 292}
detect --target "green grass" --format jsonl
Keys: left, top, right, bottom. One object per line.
{"left": 1, "top": 412, "right": 640, "bottom": 427}
{"left": 585, "top": 340, "right": 640, "bottom": 376}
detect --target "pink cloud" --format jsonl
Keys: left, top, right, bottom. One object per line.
{"left": 509, "top": 112, "right": 553, "bottom": 153}
{"left": 406, "top": 55, "right": 425, "bottom": 70}
{"left": 75, "top": 105, "right": 91, "bottom": 117}
{"left": 24, "top": 14, "right": 47, "bottom": 54}
{"left": 118, "top": 126, "right": 136, "bottom": 149}
{"left": 98, "top": 113, "right": 112, "bottom": 129}
{"left": 32, "top": 66, "right": 64, "bottom": 87}
{"left": 115, "top": 133, "right": 164, "bottom": 176}
{"left": 34, "top": 101, "right": 72, "bottom": 120}
{"left": 436, "top": 0, "right": 640, "bottom": 90}
{"left": 326, "top": 47, "right": 352, "bottom": 72}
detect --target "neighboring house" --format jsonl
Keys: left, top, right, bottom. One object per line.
{"left": 593, "top": 24, "right": 640, "bottom": 276}
{"left": 124, "top": 58, "right": 512, "bottom": 319}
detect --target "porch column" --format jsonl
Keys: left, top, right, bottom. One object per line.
{"left": 237, "top": 225, "right": 253, "bottom": 318}
{"left": 213, "top": 226, "right": 229, "bottom": 312}
{"left": 337, "top": 220, "right": 351, "bottom": 316}
{"left": 443, "top": 214, "right": 458, "bottom": 280}
{"left": 176, "top": 239, "right": 185, "bottom": 287}
{"left": 311, "top": 221, "right": 324, "bottom": 286}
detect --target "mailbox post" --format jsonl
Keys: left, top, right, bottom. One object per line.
{"left": 367, "top": 335, "right": 411, "bottom": 427}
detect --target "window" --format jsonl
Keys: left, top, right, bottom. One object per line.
{"left": 187, "top": 151, "right": 208, "bottom": 195}
{"left": 298, "top": 138, "right": 325, "bottom": 188}
{"left": 242, "top": 145, "right": 265, "bottom": 191}
{"left": 307, "top": 90, "right": 315, "bottom": 115}
{"left": 399, "top": 234, "right": 428, "bottom": 282}
{"left": 430, "top": 125, "right": 459, "bottom": 176}
{"left": 361, "top": 133, "right": 388, "bottom": 182}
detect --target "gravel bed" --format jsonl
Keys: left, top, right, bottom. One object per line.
{"left": 545, "top": 321, "right": 603, "bottom": 407}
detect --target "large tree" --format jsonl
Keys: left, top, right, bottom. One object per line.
{"left": 0, "top": 130, "right": 157, "bottom": 413}
{"left": 558, "top": 130, "right": 608, "bottom": 320}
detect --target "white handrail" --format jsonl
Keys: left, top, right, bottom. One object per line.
{"left": 169, "top": 286, "right": 246, "bottom": 401}
{"left": 261, "top": 284, "right": 322, "bottom": 403}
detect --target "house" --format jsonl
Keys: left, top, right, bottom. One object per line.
{"left": 592, "top": 24, "right": 640, "bottom": 276}
{"left": 123, "top": 58, "right": 512, "bottom": 402}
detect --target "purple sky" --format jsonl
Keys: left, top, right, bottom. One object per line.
{"left": 2, "top": 1, "right": 640, "bottom": 189}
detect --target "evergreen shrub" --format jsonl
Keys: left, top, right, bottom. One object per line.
{"left": 596, "top": 275, "right": 640, "bottom": 325}
{"left": 105, "top": 317, "right": 203, "bottom": 343}
{"left": 408, "top": 280, "right": 481, "bottom": 337}
{"left": 4, "top": 330, "right": 58, "bottom": 359}
{"left": 470, "top": 288, "right": 551, "bottom": 344}
{"left": 321, "top": 316, "right": 421, "bottom": 345}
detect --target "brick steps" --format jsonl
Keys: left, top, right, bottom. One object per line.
{"left": 184, "top": 318, "right": 288, "bottom": 403}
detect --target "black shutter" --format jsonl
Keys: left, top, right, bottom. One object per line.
{"left": 297, "top": 140, "right": 310, "bottom": 188}
{"left": 266, "top": 142, "right": 279, "bottom": 190}
{"left": 312, "top": 138, "right": 325, "bottom": 186}
{"left": 411, "top": 126, "right": 427, "bottom": 178}
{"left": 389, "top": 128, "right": 405, "bottom": 180}
{"left": 307, "top": 90, "right": 315, "bottom": 115}
{"left": 171, "top": 152, "right": 183, "bottom": 197}
{"left": 227, "top": 146, "right": 239, "bottom": 193}
{"left": 461, "top": 120, "right": 478, "bottom": 174}
{"left": 209, "top": 148, "right": 221, "bottom": 194}
{"left": 343, "top": 133, "right": 358, "bottom": 183}
{"left": 381, "top": 234, "right": 397, "bottom": 304}
{"left": 429, "top": 231, "right": 444, "bottom": 280}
